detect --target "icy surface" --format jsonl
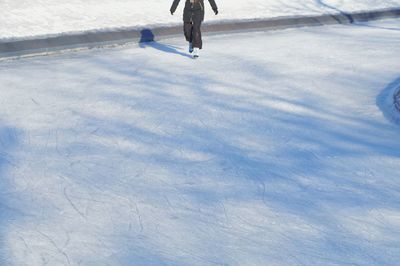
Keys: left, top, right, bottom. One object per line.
{"left": 1, "top": 0, "right": 400, "bottom": 40}
{"left": 1, "top": 19, "right": 400, "bottom": 265}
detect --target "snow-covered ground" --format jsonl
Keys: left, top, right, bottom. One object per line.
{"left": 1, "top": 18, "right": 400, "bottom": 265}
{"left": 1, "top": 0, "right": 400, "bottom": 40}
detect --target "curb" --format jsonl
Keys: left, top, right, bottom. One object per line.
{"left": 1, "top": 7, "right": 400, "bottom": 59}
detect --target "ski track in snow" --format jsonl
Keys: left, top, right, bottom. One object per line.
{"left": 1, "top": 18, "right": 400, "bottom": 265}
{"left": 1, "top": 0, "right": 400, "bottom": 40}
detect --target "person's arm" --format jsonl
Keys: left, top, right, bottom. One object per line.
{"left": 208, "top": 0, "right": 218, "bottom": 15}
{"left": 170, "top": 0, "right": 180, "bottom": 15}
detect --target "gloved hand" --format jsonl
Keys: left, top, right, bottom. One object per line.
{"left": 214, "top": 9, "right": 218, "bottom": 15}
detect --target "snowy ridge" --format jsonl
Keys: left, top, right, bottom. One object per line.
{"left": 1, "top": 7, "right": 400, "bottom": 60}
{"left": 2, "top": 0, "right": 400, "bottom": 40}
{"left": 2, "top": 6, "right": 400, "bottom": 43}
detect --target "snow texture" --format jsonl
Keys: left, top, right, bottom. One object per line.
{"left": 1, "top": 0, "right": 400, "bottom": 40}
{"left": 1, "top": 18, "right": 400, "bottom": 265}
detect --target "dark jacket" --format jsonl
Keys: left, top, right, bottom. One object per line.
{"left": 171, "top": 0, "right": 218, "bottom": 22}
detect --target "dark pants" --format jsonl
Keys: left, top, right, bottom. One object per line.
{"left": 183, "top": 16, "right": 203, "bottom": 49}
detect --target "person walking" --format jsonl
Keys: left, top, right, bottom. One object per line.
{"left": 170, "top": 0, "right": 218, "bottom": 58}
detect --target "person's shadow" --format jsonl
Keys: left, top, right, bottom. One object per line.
{"left": 139, "top": 29, "right": 192, "bottom": 59}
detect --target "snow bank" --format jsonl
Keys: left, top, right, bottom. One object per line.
{"left": 395, "top": 87, "right": 400, "bottom": 111}
{"left": 1, "top": 0, "right": 400, "bottom": 40}
{"left": 377, "top": 77, "right": 400, "bottom": 124}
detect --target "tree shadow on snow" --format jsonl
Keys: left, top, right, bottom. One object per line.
{"left": 354, "top": 23, "right": 400, "bottom": 32}
{"left": 0, "top": 124, "right": 19, "bottom": 265}
{"left": 51, "top": 51, "right": 400, "bottom": 263}
{"left": 314, "top": 0, "right": 354, "bottom": 23}
{"left": 4, "top": 35, "right": 400, "bottom": 264}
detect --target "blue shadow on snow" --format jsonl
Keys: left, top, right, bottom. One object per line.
{"left": 139, "top": 29, "right": 192, "bottom": 59}
{"left": 0, "top": 125, "right": 19, "bottom": 265}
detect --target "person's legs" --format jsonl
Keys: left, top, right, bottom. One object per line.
{"left": 183, "top": 10, "right": 203, "bottom": 56}
{"left": 191, "top": 19, "right": 202, "bottom": 49}
{"left": 184, "top": 22, "right": 194, "bottom": 53}
{"left": 184, "top": 22, "right": 193, "bottom": 43}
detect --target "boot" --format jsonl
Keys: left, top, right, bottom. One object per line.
{"left": 193, "top": 48, "right": 199, "bottom": 59}
{"left": 189, "top": 42, "right": 194, "bottom": 53}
